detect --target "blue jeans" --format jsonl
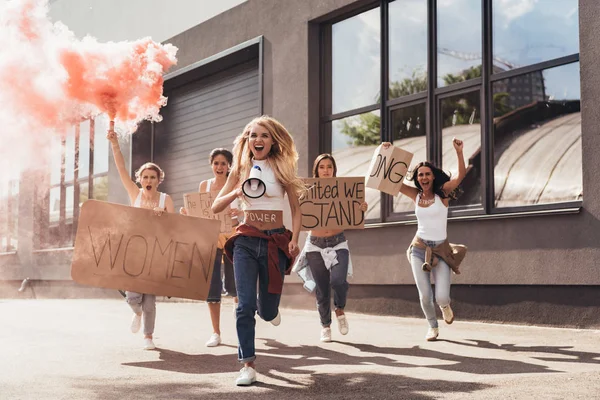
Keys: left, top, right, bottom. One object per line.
{"left": 306, "top": 232, "right": 349, "bottom": 327}
{"left": 409, "top": 238, "right": 452, "bottom": 329}
{"left": 206, "top": 248, "right": 237, "bottom": 302}
{"left": 233, "top": 228, "right": 288, "bottom": 363}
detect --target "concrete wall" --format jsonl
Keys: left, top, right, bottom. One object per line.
{"left": 165, "top": 0, "right": 600, "bottom": 287}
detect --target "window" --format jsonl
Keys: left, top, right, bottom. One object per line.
{"left": 493, "top": 63, "right": 581, "bottom": 207}
{"left": 0, "top": 163, "right": 19, "bottom": 253}
{"left": 37, "top": 116, "right": 109, "bottom": 249}
{"left": 319, "top": 0, "right": 581, "bottom": 223}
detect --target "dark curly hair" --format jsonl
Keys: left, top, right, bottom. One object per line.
{"left": 408, "top": 161, "right": 462, "bottom": 200}
{"left": 209, "top": 148, "right": 233, "bottom": 165}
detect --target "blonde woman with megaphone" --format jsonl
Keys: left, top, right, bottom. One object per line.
{"left": 212, "top": 116, "right": 304, "bottom": 387}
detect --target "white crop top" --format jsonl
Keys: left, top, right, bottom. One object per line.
{"left": 244, "top": 159, "right": 285, "bottom": 211}
{"left": 133, "top": 190, "right": 166, "bottom": 209}
{"left": 414, "top": 194, "right": 448, "bottom": 241}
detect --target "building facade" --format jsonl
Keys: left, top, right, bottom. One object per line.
{"left": 2, "top": 0, "right": 598, "bottom": 328}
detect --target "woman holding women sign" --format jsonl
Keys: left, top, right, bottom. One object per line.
{"left": 212, "top": 116, "right": 303, "bottom": 386}
{"left": 383, "top": 138, "right": 467, "bottom": 341}
{"left": 107, "top": 126, "right": 175, "bottom": 350}
{"left": 293, "top": 154, "right": 367, "bottom": 343}
{"left": 180, "top": 148, "right": 239, "bottom": 348}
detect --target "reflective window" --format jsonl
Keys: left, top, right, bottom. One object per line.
{"left": 437, "top": 0, "right": 482, "bottom": 87}
{"left": 389, "top": 0, "right": 427, "bottom": 98}
{"left": 493, "top": 62, "right": 582, "bottom": 207}
{"left": 493, "top": 0, "right": 579, "bottom": 71}
{"left": 390, "top": 103, "right": 426, "bottom": 213}
{"left": 440, "top": 91, "right": 482, "bottom": 206}
{"left": 332, "top": 7, "right": 380, "bottom": 114}
{"left": 332, "top": 111, "right": 381, "bottom": 220}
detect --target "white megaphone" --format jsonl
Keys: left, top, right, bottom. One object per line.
{"left": 242, "top": 165, "right": 266, "bottom": 199}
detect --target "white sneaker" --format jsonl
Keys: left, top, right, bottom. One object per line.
{"left": 143, "top": 338, "right": 156, "bottom": 350}
{"left": 426, "top": 327, "right": 439, "bottom": 341}
{"left": 336, "top": 314, "right": 349, "bottom": 335}
{"left": 205, "top": 333, "right": 222, "bottom": 347}
{"left": 320, "top": 327, "right": 332, "bottom": 342}
{"left": 440, "top": 305, "right": 454, "bottom": 324}
{"left": 130, "top": 313, "right": 141, "bottom": 334}
{"left": 235, "top": 366, "right": 257, "bottom": 386}
{"left": 270, "top": 311, "right": 281, "bottom": 326}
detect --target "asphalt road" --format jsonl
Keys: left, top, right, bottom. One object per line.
{"left": 1, "top": 299, "right": 599, "bottom": 400}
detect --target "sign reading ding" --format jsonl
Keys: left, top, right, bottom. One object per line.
{"left": 300, "top": 177, "right": 365, "bottom": 230}
{"left": 366, "top": 144, "right": 414, "bottom": 196}
{"left": 71, "top": 200, "right": 221, "bottom": 300}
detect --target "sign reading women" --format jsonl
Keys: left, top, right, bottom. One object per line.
{"left": 71, "top": 200, "right": 221, "bottom": 300}
{"left": 300, "top": 177, "right": 365, "bottom": 230}
{"left": 366, "top": 144, "right": 414, "bottom": 196}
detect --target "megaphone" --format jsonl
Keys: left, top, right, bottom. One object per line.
{"left": 242, "top": 165, "right": 266, "bottom": 198}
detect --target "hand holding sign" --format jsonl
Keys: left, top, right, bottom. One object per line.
{"left": 366, "top": 143, "right": 414, "bottom": 196}
{"left": 183, "top": 192, "right": 233, "bottom": 234}
{"left": 300, "top": 177, "right": 365, "bottom": 230}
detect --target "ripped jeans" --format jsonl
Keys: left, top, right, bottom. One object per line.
{"left": 409, "top": 238, "right": 452, "bottom": 329}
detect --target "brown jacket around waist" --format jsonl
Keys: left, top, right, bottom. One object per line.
{"left": 224, "top": 224, "right": 294, "bottom": 294}
{"left": 407, "top": 236, "right": 467, "bottom": 274}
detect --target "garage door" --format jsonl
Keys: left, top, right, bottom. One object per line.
{"left": 154, "top": 60, "right": 260, "bottom": 208}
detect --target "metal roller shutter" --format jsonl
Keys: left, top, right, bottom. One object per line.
{"left": 154, "top": 60, "right": 260, "bottom": 208}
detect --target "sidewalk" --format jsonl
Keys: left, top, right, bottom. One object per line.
{"left": 2, "top": 299, "right": 599, "bottom": 400}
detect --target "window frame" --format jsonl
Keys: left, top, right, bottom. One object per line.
{"left": 319, "top": 0, "right": 582, "bottom": 224}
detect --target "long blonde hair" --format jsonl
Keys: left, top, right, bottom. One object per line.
{"left": 231, "top": 115, "right": 305, "bottom": 197}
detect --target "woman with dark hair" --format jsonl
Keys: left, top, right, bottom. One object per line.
{"left": 180, "top": 148, "right": 239, "bottom": 348}
{"left": 383, "top": 138, "right": 467, "bottom": 341}
{"left": 293, "top": 154, "right": 367, "bottom": 343}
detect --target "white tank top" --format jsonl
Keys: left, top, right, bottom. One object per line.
{"left": 133, "top": 191, "right": 166, "bottom": 209}
{"left": 244, "top": 159, "right": 285, "bottom": 211}
{"left": 415, "top": 193, "right": 448, "bottom": 241}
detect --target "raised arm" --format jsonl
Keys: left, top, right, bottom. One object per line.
{"left": 212, "top": 172, "right": 240, "bottom": 213}
{"left": 441, "top": 138, "right": 466, "bottom": 195}
{"left": 107, "top": 129, "right": 139, "bottom": 201}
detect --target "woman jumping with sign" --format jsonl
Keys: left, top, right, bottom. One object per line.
{"left": 293, "top": 154, "right": 367, "bottom": 343}
{"left": 180, "top": 148, "right": 240, "bottom": 348}
{"left": 107, "top": 126, "right": 174, "bottom": 350}
{"left": 383, "top": 138, "right": 467, "bottom": 341}
{"left": 212, "top": 116, "right": 304, "bottom": 386}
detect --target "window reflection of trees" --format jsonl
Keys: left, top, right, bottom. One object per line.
{"left": 332, "top": 112, "right": 382, "bottom": 220}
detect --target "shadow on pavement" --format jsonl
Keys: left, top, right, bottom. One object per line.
{"left": 115, "top": 335, "right": 572, "bottom": 398}
{"left": 442, "top": 339, "right": 600, "bottom": 364}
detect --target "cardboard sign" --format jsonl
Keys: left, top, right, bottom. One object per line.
{"left": 366, "top": 144, "right": 414, "bottom": 196}
{"left": 183, "top": 192, "right": 232, "bottom": 234}
{"left": 71, "top": 200, "right": 221, "bottom": 301}
{"left": 300, "top": 177, "right": 365, "bottom": 231}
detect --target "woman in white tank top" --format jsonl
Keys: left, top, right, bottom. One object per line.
{"left": 383, "top": 138, "right": 466, "bottom": 342}
{"left": 179, "top": 148, "right": 240, "bottom": 348}
{"left": 107, "top": 127, "right": 174, "bottom": 351}
{"left": 211, "top": 116, "right": 305, "bottom": 386}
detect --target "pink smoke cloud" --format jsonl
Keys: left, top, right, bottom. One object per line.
{"left": 0, "top": 0, "right": 178, "bottom": 172}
